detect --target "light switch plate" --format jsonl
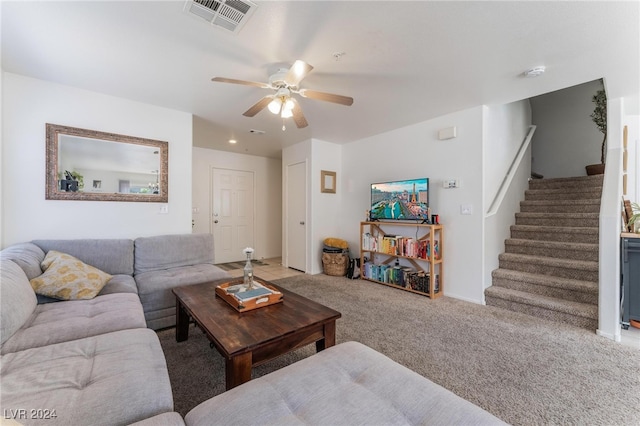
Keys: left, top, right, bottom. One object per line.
{"left": 460, "top": 204, "right": 473, "bottom": 215}
{"left": 443, "top": 179, "right": 460, "bottom": 189}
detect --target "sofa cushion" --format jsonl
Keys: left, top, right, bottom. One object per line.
{"left": 136, "top": 264, "right": 229, "bottom": 330}
{"left": 136, "top": 265, "right": 229, "bottom": 310}
{"left": 98, "top": 273, "right": 138, "bottom": 295}
{"left": 129, "top": 412, "right": 186, "bottom": 426}
{"left": 33, "top": 238, "right": 134, "bottom": 275}
{"left": 144, "top": 308, "right": 180, "bottom": 331}
{"left": 0, "top": 260, "right": 38, "bottom": 346}
{"left": 0, "top": 243, "right": 46, "bottom": 280}
{"left": 0, "top": 329, "right": 174, "bottom": 426}
{"left": 185, "top": 341, "right": 506, "bottom": 426}
{"left": 1, "top": 293, "right": 146, "bottom": 354}
{"left": 134, "top": 233, "right": 214, "bottom": 275}
{"left": 30, "top": 251, "right": 112, "bottom": 300}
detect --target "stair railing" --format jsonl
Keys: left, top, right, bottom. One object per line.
{"left": 486, "top": 125, "right": 537, "bottom": 217}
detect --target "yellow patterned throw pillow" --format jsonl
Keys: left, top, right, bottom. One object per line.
{"left": 30, "top": 251, "right": 112, "bottom": 300}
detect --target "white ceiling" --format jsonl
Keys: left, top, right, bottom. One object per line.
{"left": 2, "top": 1, "right": 638, "bottom": 159}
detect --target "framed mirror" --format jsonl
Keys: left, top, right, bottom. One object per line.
{"left": 46, "top": 123, "right": 168, "bottom": 202}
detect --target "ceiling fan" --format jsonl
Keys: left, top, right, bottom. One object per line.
{"left": 211, "top": 60, "right": 354, "bottom": 129}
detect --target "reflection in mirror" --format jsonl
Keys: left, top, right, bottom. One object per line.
{"left": 46, "top": 124, "right": 168, "bottom": 202}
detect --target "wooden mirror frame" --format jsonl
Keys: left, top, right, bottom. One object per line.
{"left": 46, "top": 123, "right": 168, "bottom": 202}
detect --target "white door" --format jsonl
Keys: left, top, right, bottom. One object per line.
{"left": 212, "top": 168, "right": 255, "bottom": 264}
{"left": 286, "top": 161, "right": 306, "bottom": 271}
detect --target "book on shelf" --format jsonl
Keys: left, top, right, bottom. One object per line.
{"left": 363, "top": 262, "right": 439, "bottom": 294}
{"left": 362, "top": 232, "right": 439, "bottom": 260}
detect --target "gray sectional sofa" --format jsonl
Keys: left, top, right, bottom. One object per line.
{"left": 6, "top": 233, "right": 230, "bottom": 329}
{"left": 0, "top": 233, "right": 230, "bottom": 425}
{"left": 1, "top": 234, "right": 506, "bottom": 425}
{"left": 0, "top": 258, "right": 173, "bottom": 425}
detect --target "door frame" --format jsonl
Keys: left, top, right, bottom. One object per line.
{"left": 284, "top": 160, "right": 308, "bottom": 272}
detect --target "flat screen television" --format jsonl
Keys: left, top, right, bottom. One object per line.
{"left": 370, "top": 178, "right": 429, "bottom": 221}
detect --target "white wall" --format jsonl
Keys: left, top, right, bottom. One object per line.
{"left": 483, "top": 101, "right": 532, "bottom": 291}
{"left": 341, "top": 106, "right": 486, "bottom": 303}
{"left": 0, "top": 51, "right": 4, "bottom": 246}
{"left": 530, "top": 80, "right": 606, "bottom": 178}
{"left": 310, "top": 140, "right": 342, "bottom": 274}
{"left": 191, "top": 146, "right": 282, "bottom": 261}
{"left": 624, "top": 115, "right": 640, "bottom": 203}
{"left": 1, "top": 73, "right": 193, "bottom": 247}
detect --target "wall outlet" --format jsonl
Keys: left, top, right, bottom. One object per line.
{"left": 159, "top": 205, "right": 169, "bottom": 214}
{"left": 443, "top": 179, "right": 460, "bottom": 189}
{"left": 460, "top": 204, "right": 473, "bottom": 215}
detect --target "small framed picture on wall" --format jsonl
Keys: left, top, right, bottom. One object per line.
{"left": 321, "top": 170, "right": 336, "bottom": 194}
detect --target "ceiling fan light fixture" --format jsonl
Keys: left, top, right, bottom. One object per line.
{"left": 281, "top": 98, "right": 294, "bottom": 118}
{"left": 211, "top": 59, "right": 352, "bottom": 130}
{"left": 267, "top": 97, "right": 282, "bottom": 114}
{"left": 281, "top": 108, "right": 293, "bottom": 119}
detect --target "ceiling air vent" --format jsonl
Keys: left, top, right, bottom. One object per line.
{"left": 185, "top": 0, "right": 257, "bottom": 34}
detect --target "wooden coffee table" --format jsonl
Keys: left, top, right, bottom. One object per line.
{"left": 172, "top": 277, "right": 341, "bottom": 390}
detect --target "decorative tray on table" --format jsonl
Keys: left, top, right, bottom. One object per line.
{"left": 215, "top": 277, "right": 283, "bottom": 312}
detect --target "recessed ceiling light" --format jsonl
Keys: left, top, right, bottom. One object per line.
{"left": 229, "top": 139, "right": 237, "bottom": 144}
{"left": 524, "top": 66, "right": 546, "bottom": 78}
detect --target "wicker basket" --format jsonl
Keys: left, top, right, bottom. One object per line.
{"left": 322, "top": 252, "right": 349, "bottom": 276}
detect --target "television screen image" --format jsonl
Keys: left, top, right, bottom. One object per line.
{"left": 370, "top": 178, "right": 429, "bottom": 221}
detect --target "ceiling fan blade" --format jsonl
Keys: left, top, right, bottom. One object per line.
{"left": 212, "top": 77, "right": 271, "bottom": 89}
{"left": 299, "top": 89, "right": 353, "bottom": 106}
{"left": 284, "top": 60, "right": 314, "bottom": 87}
{"left": 243, "top": 96, "right": 273, "bottom": 117}
{"left": 291, "top": 99, "right": 308, "bottom": 128}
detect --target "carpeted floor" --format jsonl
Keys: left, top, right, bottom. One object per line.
{"left": 215, "top": 259, "right": 267, "bottom": 271}
{"left": 157, "top": 274, "right": 640, "bottom": 425}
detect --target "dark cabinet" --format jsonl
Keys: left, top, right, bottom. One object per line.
{"left": 621, "top": 234, "right": 640, "bottom": 329}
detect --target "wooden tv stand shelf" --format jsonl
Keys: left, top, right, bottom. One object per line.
{"left": 360, "top": 221, "right": 443, "bottom": 299}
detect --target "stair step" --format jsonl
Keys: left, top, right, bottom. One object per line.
{"left": 520, "top": 199, "right": 600, "bottom": 213}
{"left": 492, "top": 268, "right": 598, "bottom": 304}
{"left": 510, "top": 224, "right": 599, "bottom": 244}
{"left": 485, "top": 286, "right": 598, "bottom": 330}
{"left": 515, "top": 212, "right": 599, "bottom": 227}
{"left": 528, "top": 175, "right": 604, "bottom": 190}
{"left": 525, "top": 187, "right": 602, "bottom": 201}
{"left": 498, "top": 252, "right": 598, "bottom": 282}
{"left": 504, "top": 239, "right": 598, "bottom": 262}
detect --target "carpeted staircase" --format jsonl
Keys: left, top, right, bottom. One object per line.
{"left": 485, "top": 174, "right": 604, "bottom": 330}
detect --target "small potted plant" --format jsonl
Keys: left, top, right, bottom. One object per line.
{"left": 585, "top": 88, "right": 607, "bottom": 175}
{"left": 628, "top": 202, "right": 640, "bottom": 233}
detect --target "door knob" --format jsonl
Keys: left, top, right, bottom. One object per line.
{"left": 214, "top": 220, "right": 219, "bottom": 224}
